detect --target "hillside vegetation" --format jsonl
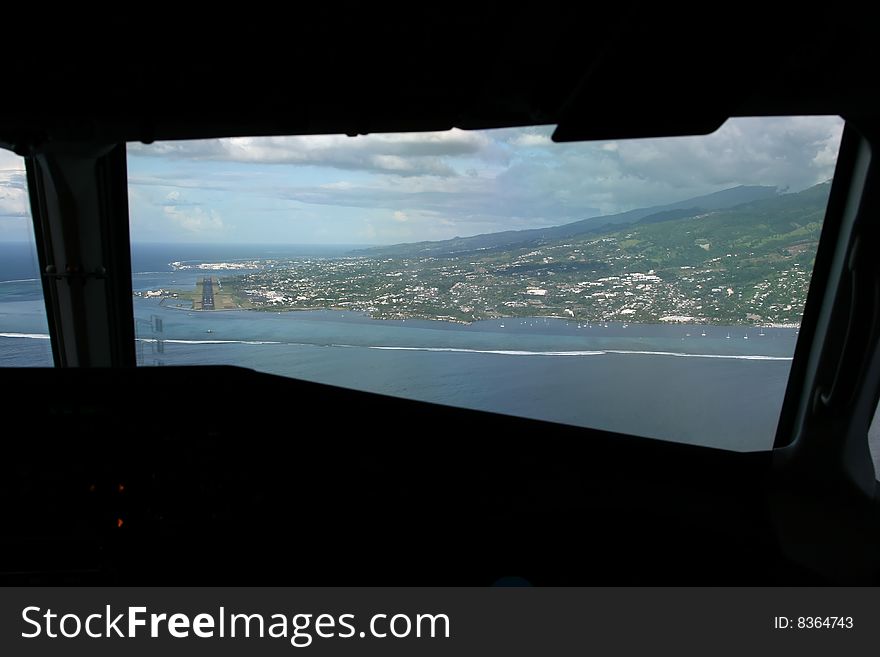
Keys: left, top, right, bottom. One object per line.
{"left": 227, "top": 182, "right": 830, "bottom": 325}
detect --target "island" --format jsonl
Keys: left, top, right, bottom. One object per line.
{"left": 140, "top": 181, "right": 829, "bottom": 326}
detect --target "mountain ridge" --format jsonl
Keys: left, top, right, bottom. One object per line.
{"left": 352, "top": 184, "right": 780, "bottom": 258}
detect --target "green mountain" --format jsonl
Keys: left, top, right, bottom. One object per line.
{"left": 353, "top": 184, "right": 779, "bottom": 258}
{"left": 228, "top": 181, "right": 830, "bottom": 326}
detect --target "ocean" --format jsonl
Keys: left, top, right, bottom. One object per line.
{"left": 1, "top": 242, "right": 801, "bottom": 451}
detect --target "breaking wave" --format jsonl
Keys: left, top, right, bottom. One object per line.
{"left": 3, "top": 333, "right": 791, "bottom": 361}
{"left": 368, "top": 345, "right": 792, "bottom": 360}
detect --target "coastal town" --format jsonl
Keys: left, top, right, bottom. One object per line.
{"left": 137, "top": 232, "right": 813, "bottom": 327}
{"left": 137, "top": 186, "right": 822, "bottom": 326}
{"left": 221, "top": 237, "right": 811, "bottom": 325}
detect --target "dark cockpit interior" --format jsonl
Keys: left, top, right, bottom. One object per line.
{"left": 2, "top": 6, "right": 879, "bottom": 584}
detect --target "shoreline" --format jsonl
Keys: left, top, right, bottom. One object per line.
{"left": 134, "top": 298, "right": 801, "bottom": 332}
{"left": 139, "top": 293, "right": 801, "bottom": 330}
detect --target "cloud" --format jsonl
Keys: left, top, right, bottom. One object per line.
{"left": 158, "top": 190, "right": 223, "bottom": 233}
{"left": 0, "top": 152, "right": 28, "bottom": 218}
{"left": 489, "top": 116, "right": 845, "bottom": 216}
{"left": 604, "top": 116, "right": 843, "bottom": 194}
{"left": 274, "top": 176, "right": 510, "bottom": 225}
{"left": 259, "top": 117, "right": 843, "bottom": 237}
{"left": 128, "top": 129, "right": 497, "bottom": 177}
{"left": 508, "top": 132, "right": 553, "bottom": 147}
{"left": 125, "top": 116, "right": 846, "bottom": 243}
{"left": 0, "top": 179, "right": 28, "bottom": 217}
{"left": 0, "top": 148, "right": 25, "bottom": 171}
{"left": 162, "top": 189, "right": 203, "bottom": 207}
{"left": 163, "top": 205, "right": 224, "bottom": 233}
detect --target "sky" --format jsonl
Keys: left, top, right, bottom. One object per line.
{"left": 0, "top": 116, "right": 844, "bottom": 245}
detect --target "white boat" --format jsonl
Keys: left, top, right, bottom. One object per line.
{"left": 726, "top": 332, "right": 731, "bottom": 339}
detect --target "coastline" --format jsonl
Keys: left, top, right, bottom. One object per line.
{"left": 140, "top": 294, "right": 802, "bottom": 330}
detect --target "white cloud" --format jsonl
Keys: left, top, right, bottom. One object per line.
{"left": 608, "top": 116, "right": 844, "bottom": 192}
{"left": 488, "top": 116, "right": 845, "bottom": 217}
{"left": 509, "top": 133, "right": 553, "bottom": 147}
{"left": 160, "top": 189, "right": 203, "bottom": 207}
{"left": 0, "top": 148, "right": 25, "bottom": 171}
{"left": 125, "top": 116, "right": 847, "bottom": 243}
{"left": 812, "top": 127, "right": 843, "bottom": 171}
{"left": 0, "top": 180, "right": 28, "bottom": 217}
{"left": 0, "top": 151, "right": 28, "bottom": 218}
{"left": 319, "top": 181, "right": 355, "bottom": 190}
{"left": 129, "top": 128, "right": 497, "bottom": 177}
{"left": 162, "top": 205, "right": 224, "bottom": 233}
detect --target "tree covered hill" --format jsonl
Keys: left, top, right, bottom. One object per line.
{"left": 353, "top": 185, "right": 779, "bottom": 259}
{"left": 229, "top": 182, "right": 831, "bottom": 325}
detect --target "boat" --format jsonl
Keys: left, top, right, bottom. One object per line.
{"left": 726, "top": 332, "right": 731, "bottom": 339}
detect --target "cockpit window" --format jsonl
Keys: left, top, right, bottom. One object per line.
{"left": 126, "top": 116, "right": 843, "bottom": 450}
{"left": 0, "top": 151, "right": 52, "bottom": 366}
{"left": 869, "top": 403, "right": 880, "bottom": 479}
